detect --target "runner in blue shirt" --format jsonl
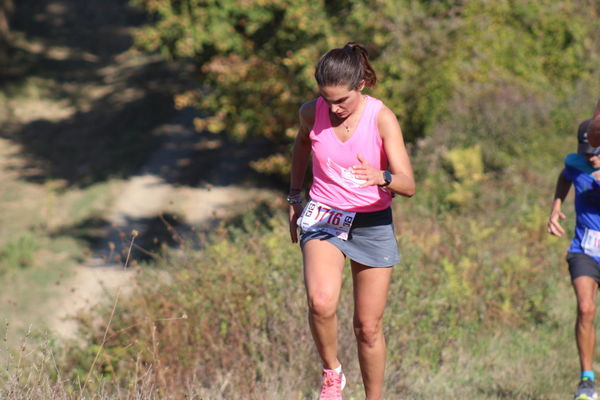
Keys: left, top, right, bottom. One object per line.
{"left": 548, "top": 118, "right": 600, "bottom": 400}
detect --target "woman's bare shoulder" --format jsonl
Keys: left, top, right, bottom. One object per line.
{"left": 376, "top": 103, "right": 401, "bottom": 138}
{"left": 299, "top": 99, "right": 318, "bottom": 126}
{"left": 376, "top": 103, "right": 398, "bottom": 123}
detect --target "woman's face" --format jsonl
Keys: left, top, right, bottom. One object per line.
{"left": 319, "top": 84, "right": 364, "bottom": 120}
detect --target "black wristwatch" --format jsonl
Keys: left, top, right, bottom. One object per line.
{"left": 286, "top": 194, "right": 303, "bottom": 204}
{"left": 379, "top": 170, "right": 392, "bottom": 187}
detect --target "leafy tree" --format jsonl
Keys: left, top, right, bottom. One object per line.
{"left": 377, "top": 0, "right": 598, "bottom": 140}
{"left": 132, "top": 0, "right": 387, "bottom": 145}
{"left": 131, "top": 0, "right": 599, "bottom": 173}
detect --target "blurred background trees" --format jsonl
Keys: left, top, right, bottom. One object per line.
{"left": 131, "top": 0, "right": 600, "bottom": 175}
{"left": 0, "top": 0, "right": 13, "bottom": 67}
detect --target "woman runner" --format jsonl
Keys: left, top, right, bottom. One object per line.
{"left": 287, "top": 42, "right": 415, "bottom": 400}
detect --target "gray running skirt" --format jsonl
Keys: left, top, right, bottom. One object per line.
{"left": 300, "top": 207, "right": 400, "bottom": 267}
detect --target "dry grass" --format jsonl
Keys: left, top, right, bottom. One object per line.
{"left": 0, "top": 232, "right": 581, "bottom": 400}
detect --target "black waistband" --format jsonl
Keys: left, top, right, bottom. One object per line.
{"left": 352, "top": 207, "right": 392, "bottom": 228}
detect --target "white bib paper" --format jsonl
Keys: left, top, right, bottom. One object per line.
{"left": 582, "top": 228, "right": 600, "bottom": 258}
{"left": 299, "top": 200, "right": 356, "bottom": 240}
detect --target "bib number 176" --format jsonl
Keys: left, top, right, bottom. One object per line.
{"left": 299, "top": 200, "right": 356, "bottom": 240}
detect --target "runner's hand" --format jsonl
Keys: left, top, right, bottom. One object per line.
{"left": 547, "top": 209, "right": 566, "bottom": 237}
{"left": 289, "top": 203, "right": 303, "bottom": 243}
{"left": 352, "top": 153, "right": 385, "bottom": 187}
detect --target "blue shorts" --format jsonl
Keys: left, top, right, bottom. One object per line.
{"left": 300, "top": 207, "right": 400, "bottom": 267}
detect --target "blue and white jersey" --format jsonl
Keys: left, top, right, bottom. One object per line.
{"left": 564, "top": 153, "right": 600, "bottom": 260}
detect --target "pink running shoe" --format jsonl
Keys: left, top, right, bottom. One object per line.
{"left": 318, "top": 369, "right": 346, "bottom": 400}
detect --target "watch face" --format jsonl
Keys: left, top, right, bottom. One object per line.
{"left": 384, "top": 171, "right": 392, "bottom": 186}
{"left": 286, "top": 195, "right": 302, "bottom": 204}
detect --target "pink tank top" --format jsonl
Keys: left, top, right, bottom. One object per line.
{"left": 309, "top": 95, "right": 392, "bottom": 212}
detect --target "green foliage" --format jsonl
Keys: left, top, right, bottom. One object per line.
{"left": 132, "top": 0, "right": 373, "bottom": 144}
{"left": 382, "top": 0, "right": 597, "bottom": 139}
{"left": 131, "top": 0, "right": 599, "bottom": 178}
{"left": 443, "top": 145, "right": 485, "bottom": 207}
{"left": 0, "top": 232, "right": 40, "bottom": 271}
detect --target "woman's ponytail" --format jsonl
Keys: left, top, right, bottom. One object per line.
{"left": 315, "top": 42, "right": 377, "bottom": 90}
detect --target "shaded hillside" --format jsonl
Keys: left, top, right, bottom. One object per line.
{"left": 0, "top": 0, "right": 192, "bottom": 187}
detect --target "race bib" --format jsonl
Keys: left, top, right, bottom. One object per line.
{"left": 582, "top": 228, "right": 600, "bottom": 258}
{"left": 298, "top": 200, "right": 356, "bottom": 240}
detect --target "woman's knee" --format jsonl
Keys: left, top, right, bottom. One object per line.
{"left": 353, "top": 319, "right": 383, "bottom": 347}
{"left": 307, "top": 292, "right": 338, "bottom": 318}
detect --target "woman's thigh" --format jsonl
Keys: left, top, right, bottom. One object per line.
{"left": 351, "top": 261, "right": 392, "bottom": 323}
{"left": 302, "top": 239, "right": 346, "bottom": 307}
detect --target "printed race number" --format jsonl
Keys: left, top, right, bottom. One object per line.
{"left": 582, "top": 228, "right": 600, "bottom": 258}
{"left": 299, "top": 200, "right": 356, "bottom": 240}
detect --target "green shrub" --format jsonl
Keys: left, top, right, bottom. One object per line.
{"left": 0, "top": 232, "right": 40, "bottom": 272}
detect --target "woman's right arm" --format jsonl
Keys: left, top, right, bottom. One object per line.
{"left": 288, "top": 101, "right": 315, "bottom": 243}
{"left": 547, "top": 169, "right": 571, "bottom": 237}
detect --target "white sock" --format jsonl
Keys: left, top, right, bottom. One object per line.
{"left": 324, "top": 364, "right": 342, "bottom": 374}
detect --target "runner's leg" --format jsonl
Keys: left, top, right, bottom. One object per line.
{"left": 573, "top": 276, "right": 599, "bottom": 373}
{"left": 303, "top": 239, "right": 346, "bottom": 369}
{"left": 351, "top": 261, "right": 392, "bottom": 400}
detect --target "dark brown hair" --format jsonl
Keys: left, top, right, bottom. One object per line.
{"left": 314, "top": 42, "right": 377, "bottom": 90}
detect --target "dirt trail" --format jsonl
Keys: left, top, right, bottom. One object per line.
{"left": 49, "top": 108, "right": 272, "bottom": 339}
{"left": 2, "top": 0, "right": 276, "bottom": 339}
